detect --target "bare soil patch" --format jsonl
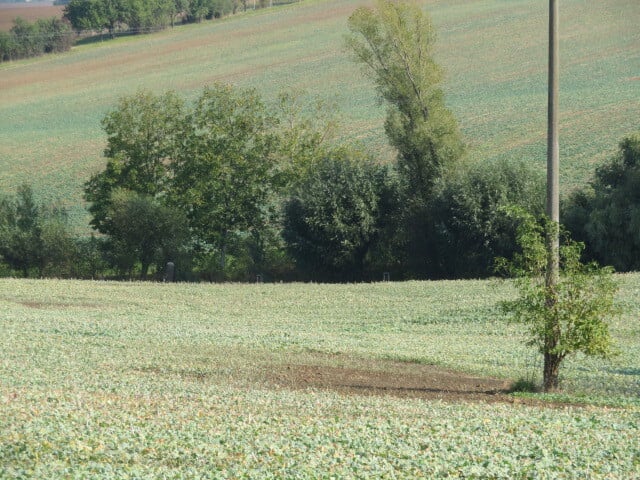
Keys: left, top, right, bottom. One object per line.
{"left": 267, "top": 356, "right": 517, "bottom": 404}
{"left": 0, "top": 3, "right": 63, "bottom": 32}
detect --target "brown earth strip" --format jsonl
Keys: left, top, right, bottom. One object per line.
{"left": 0, "top": 4, "right": 63, "bottom": 32}
{"left": 266, "top": 356, "right": 517, "bottom": 404}
{"left": 266, "top": 360, "right": 591, "bottom": 409}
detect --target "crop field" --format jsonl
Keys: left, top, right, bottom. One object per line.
{"left": 1, "top": 276, "right": 639, "bottom": 477}
{"left": 0, "top": 0, "right": 638, "bottom": 230}
{"left": 0, "top": 2, "right": 63, "bottom": 32}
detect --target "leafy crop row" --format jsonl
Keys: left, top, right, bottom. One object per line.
{"left": 1, "top": 276, "right": 639, "bottom": 477}
{"left": 2, "top": 387, "right": 639, "bottom": 478}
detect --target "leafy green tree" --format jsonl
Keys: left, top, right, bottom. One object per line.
{"left": 64, "top": 0, "right": 128, "bottom": 37}
{"left": 272, "top": 90, "right": 339, "bottom": 192}
{"left": 171, "top": 84, "right": 278, "bottom": 272}
{"left": 64, "top": 0, "right": 108, "bottom": 34}
{"left": 125, "top": 0, "right": 174, "bottom": 31}
{"left": 184, "top": 0, "right": 212, "bottom": 22}
{"left": 74, "top": 234, "right": 107, "bottom": 279}
{"left": 346, "top": 0, "right": 464, "bottom": 275}
{"left": 0, "top": 17, "right": 72, "bottom": 62}
{"left": 41, "top": 216, "right": 78, "bottom": 278}
{"left": 39, "top": 17, "right": 74, "bottom": 53}
{"left": 0, "top": 185, "right": 77, "bottom": 278}
{"left": 0, "top": 31, "right": 17, "bottom": 62}
{"left": 98, "top": 0, "right": 128, "bottom": 37}
{"left": 10, "top": 17, "right": 42, "bottom": 58}
{"left": 430, "top": 159, "right": 545, "bottom": 278}
{"left": 498, "top": 210, "right": 618, "bottom": 392}
{"left": 565, "top": 132, "right": 640, "bottom": 271}
{"left": 0, "top": 184, "right": 43, "bottom": 276}
{"left": 104, "top": 189, "right": 188, "bottom": 279}
{"left": 84, "top": 89, "right": 185, "bottom": 233}
{"left": 283, "top": 149, "right": 395, "bottom": 281}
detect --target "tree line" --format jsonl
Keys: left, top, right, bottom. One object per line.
{"left": 0, "top": 0, "right": 293, "bottom": 63}
{"left": 1, "top": 0, "right": 638, "bottom": 283}
{"left": 2, "top": 80, "right": 635, "bottom": 282}
{"left": 0, "top": 17, "right": 73, "bottom": 62}
{"left": 62, "top": 0, "right": 292, "bottom": 39}
{"left": 0, "top": 0, "right": 625, "bottom": 394}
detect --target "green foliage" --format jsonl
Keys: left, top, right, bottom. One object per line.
{"left": 0, "top": 184, "right": 43, "bottom": 276}
{"left": 171, "top": 83, "right": 278, "bottom": 272}
{"left": 63, "top": 0, "right": 241, "bottom": 37}
{"left": 81, "top": 85, "right": 344, "bottom": 280}
{"left": 0, "top": 16, "right": 73, "bottom": 62}
{"left": 64, "top": 0, "right": 129, "bottom": 37}
{"left": 1, "top": 278, "right": 639, "bottom": 477}
{"left": 283, "top": 149, "right": 398, "bottom": 281}
{"left": 64, "top": 0, "right": 106, "bottom": 33}
{"left": 0, "top": 31, "right": 16, "bottom": 61}
{"left": 430, "top": 159, "right": 545, "bottom": 278}
{"left": 498, "top": 209, "right": 619, "bottom": 391}
{"left": 104, "top": 189, "right": 188, "bottom": 279}
{"left": 346, "top": 0, "right": 464, "bottom": 277}
{"left": 346, "top": 0, "right": 464, "bottom": 202}
{"left": 36, "top": 17, "right": 74, "bottom": 53}
{"left": 272, "top": 90, "right": 339, "bottom": 192}
{"left": 73, "top": 234, "right": 108, "bottom": 279}
{"left": 0, "top": 184, "right": 77, "bottom": 277}
{"left": 84, "top": 89, "right": 185, "bottom": 233}
{"left": 565, "top": 132, "right": 640, "bottom": 272}
{"left": 2, "top": 0, "right": 637, "bottom": 231}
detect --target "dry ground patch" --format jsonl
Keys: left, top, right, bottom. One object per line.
{"left": 265, "top": 353, "right": 513, "bottom": 404}
{"left": 0, "top": 2, "right": 63, "bottom": 31}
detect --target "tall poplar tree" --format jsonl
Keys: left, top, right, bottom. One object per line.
{"left": 346, "top": 0, "right": 464, "bottom": 275}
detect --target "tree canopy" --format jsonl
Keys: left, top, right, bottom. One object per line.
{"left": 498, "top": 210, "right": 618, "bottom": 391}
{"left": 171, "top": 84, "right": 279, "bottom": 271}
{"left": 346, "top": 0, "right": 463, "bottom": 203}
{"left": 565, "top": 132, "right": 640, "bottom": 271}
{"left": 283, "top": 149, "right": 395, "bottom": 281}
{"left": 84, "top": 90, "right": 185, "bottom": 233}
{"left": 346, "top": 0, "right": 464, "bottom": 277}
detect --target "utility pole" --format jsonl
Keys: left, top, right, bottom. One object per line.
{"left": 544, "top": 0, "right": 560, "bottom": 391}
{"left": 547, "top": 0, "right": 560, "bottom": 225}
{"left": 547, "top": 0, "right": 559, "bottom": 280}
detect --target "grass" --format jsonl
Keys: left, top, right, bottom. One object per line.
{"left": 0, "top": 0, "right": 638, "bottom": 230}
{"left": 1, "top": 276, "right": 639, "bottom": 477}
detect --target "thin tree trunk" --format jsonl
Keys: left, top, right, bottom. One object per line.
{"left": 140, "top": 261, "right": 149, "bottom": 280}
{"left": 543, "top": 352, "right": 562, "bottom": 392}
{"left": 220, "top": 230, "right": 228, "bottom": 274}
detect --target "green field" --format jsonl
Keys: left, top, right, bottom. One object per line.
{"left": 1, "top": 0, "right": 638, "bottom": 230}
{"left": 1, "top": 277, "right": 639, "bottom": 477}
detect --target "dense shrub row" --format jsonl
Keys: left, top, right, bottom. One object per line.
{"left": 0, "top": 0, "right": 291, "bottom": 63}
{"left": 0, "top": 17, "right": 73, "bottom": 62}
{"left": 0, "top": 85, "right": 547, "bottom": 282}
{"left": 63, "top": 0, "right": 289, "bottom": 39}
{"left": 1, "top": 104, "right": 635, "bottom": 282}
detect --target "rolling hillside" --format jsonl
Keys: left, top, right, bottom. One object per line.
{"left": 0, "top": 0, "right": 638, "bottom": 230}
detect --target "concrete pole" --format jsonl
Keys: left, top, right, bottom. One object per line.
{"left": 546, "top": 0, "right": 560, "bottom": 284}
{"left": 543, "top": 0, "right": 561, "bottom": 392}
